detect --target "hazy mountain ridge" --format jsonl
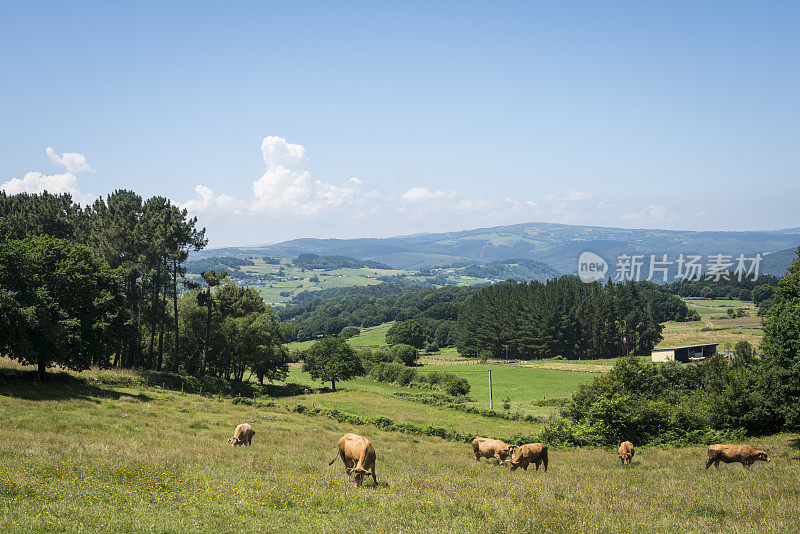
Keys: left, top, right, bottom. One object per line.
{"left": 196, "top": 222, "right": 800, "bottom": 275}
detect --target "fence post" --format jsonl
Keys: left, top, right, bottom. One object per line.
{"left": 489, "top": 369, "right": 493, "bottom": 410}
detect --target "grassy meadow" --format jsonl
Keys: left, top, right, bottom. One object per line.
{"left": 418, "top": 364, "right": 596, "bottom": 413}
{"left": 658, "top": 299, "right": 763, "bottom": 351}
{"left": 233, "top": 259, "right": 408, "bottom": 307}
{"left": 2, "top": 366, "right": 799, "bottom": 533}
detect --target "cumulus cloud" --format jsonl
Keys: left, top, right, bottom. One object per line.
{"left": 1, "top": 148, "right": 95, "bottom": 204}
{"left": 184, "top": 136, "right": 376, "bottom": 218}
{"left": 182, "top": 185, "right": 246, "bottom": 214}
{"left": 400, "top": 187, "right": 456, "bottom": 203}
{"left": 46, "top": 147, "right": 94, "bottom": 174}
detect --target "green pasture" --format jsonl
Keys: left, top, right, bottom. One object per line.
{"left": 2, "top": 366, "right": 798, "bottom": 533}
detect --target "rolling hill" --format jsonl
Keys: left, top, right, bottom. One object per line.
{"left": 195, "top": 222, "right": 800, "bottom": 275}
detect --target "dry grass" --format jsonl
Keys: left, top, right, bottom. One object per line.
{"left": 660, "top": 299, "right": 764, "bottom": 350}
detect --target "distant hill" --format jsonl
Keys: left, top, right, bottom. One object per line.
{"left": 761, "top": 246, "right": 800, "bottom": 277}
{"left": 444, "top": 259, "right": 560, "bottom": 282}
{"left": 194, "top": 222, "right": 800, "bottom": 274}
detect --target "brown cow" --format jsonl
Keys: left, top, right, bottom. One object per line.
{"left": 706, "top": 444, "right": 770, "bottom": 469}
{"left": 509, "top": 443, "right": 548, "bottom": 472}
{"left": 472, "top": 436, "right": 516, "bottom": 465}
{"left": 329, "top": 433, "right": 377, "bottom": 487}
{"left": 618, "top": 441, "right": 634, "bottom": 465}
{"left": 228, "top": 423, "right": 255, "bottom": 446}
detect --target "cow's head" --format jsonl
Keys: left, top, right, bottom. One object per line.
{"left": 500, "top": 445, "right": 516, "bottom": 460}
{"left": 757, "top": 450, "right": 771, "bottom": 462}
{"left": 508, "top": 448, "right": 522, "bottom": 471}
{"left": 228, "top": 436, "right": 242, "bottom": 446}
{"left": 350, "top": 467, "right": 369, "bottom": 486}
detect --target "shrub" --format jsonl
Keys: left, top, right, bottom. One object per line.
{"left": 440, "top": 375, "right": 470, "bottom": 396}
{"left": 395, "top": 367, "right": 419, "bottom": 386}
{"left": 340, "top": 326, "right": 360, "bottom": 338}
{"left": 424, "top": 341, "right": 440, "bottom": 353}
{"left": 391, "top": 344, "right": 419, "bottom": 366}
{"left": 537, "top": 418, "right": 583, "bottom": 447}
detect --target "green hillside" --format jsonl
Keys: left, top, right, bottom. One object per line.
{"left": 193, "top": 222, "right": 800, "bottom": 272}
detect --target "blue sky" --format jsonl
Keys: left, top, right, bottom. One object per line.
{"left": 1, "top": 1, "right": 798, "bottom": 246}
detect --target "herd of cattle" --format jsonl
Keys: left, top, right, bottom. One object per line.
{"left": 227, "top": 424, "right": 772, "bottom": 486}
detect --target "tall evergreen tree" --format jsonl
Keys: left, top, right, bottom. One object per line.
{"left": 760, "top": 247, "right": 800, "bottom": 429}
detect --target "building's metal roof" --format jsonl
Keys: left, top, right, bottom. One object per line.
{"left": 651, "top": 343, "right": 718, "bottom": 352}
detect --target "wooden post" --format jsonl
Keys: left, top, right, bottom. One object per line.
{"left": 489, "top": 369, "right": 493, "bottom": 410}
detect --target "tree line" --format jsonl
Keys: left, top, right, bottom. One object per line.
{"left": 292, "top": 253, "right": 391, "bottom": 270}
{"left": 659, "top": 274, "right": 778, "bottom": 306}
{"left": 456, "top": 277, "right": 696, "bottom": 360}
{"left": 279, "top": 283, "right": 478, "bottom": 344}
{"left": 0, "top": 190, "right": 287, "bottom": 382}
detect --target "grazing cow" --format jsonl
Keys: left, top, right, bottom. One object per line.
{"left": 618, "top": 441, "right": 635, "bottom": 465}
{"left": 706, "top": 444, "right": 770, "bottom": 469}
{"left": 228, "top": 423, "right": 255, "bottom": 446}
{"left": 329, "top": 433, "right": 377, "bottom": 487}
{"left": 509, "top": 443, "right": 548, "bottom": 472}
{"left": 472, "top": 436, "right": 516, "bottom": 465}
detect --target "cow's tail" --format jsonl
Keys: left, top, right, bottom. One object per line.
{"left": 328, "top": 448, "right": 340, "bottom": 466}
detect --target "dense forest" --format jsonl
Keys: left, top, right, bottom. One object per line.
{"left": 278, "top": 283, "right": 477, "bottom": 345}
{"left": 184, "top": 256, "right": 255, "bottom": 276}
{"left": 550, "top": 250, "right": 800, "bottom": 444}
{"left": 291, "top": 253, "right": 391, "bottom": 270}
{"left": 456, "top": 277, "right": 695, "bottom": 360}
{"left": 279, "top": 276, "right": 695, "bottom": 358}
{"left": 0, "top": 191, "right": 287, "bottom": 382}
{"left": 443, "top": 259, "right": 559, "bottom": 281}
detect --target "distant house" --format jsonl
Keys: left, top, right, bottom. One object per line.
{"left": 651, "top": 343, "right": 718, "bottom": 363}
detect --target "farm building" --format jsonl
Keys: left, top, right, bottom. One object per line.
{"left": 651, "top": 343, "right": 718, "bottom": 363}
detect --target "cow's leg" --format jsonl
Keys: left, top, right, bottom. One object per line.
{"left": 705, "top": 457, "right": 714, "bottom": 469}
{"left": 344, "top": 458, "right": 354, "bottom": 478}
{"left": 370, "top": 466, "right": 377, "bottom": 486}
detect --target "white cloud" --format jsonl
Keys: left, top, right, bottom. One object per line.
{"left": 46, "top": 147, "right": 94, "bottom": 174}
{"left": 1, "top": 147, "right": 95, "bottom": 204}
{"left": 525, "top": 200, "right": 539, "bottom": 209}
{"left": 182, "top": 185, "right": 246, "bottom": 214}
{"left": 545, "top": 190, "right": 594, "bottom": 202}
{"left": 0, "top": 171, "right": 94, "bottom": 204}
{"left": 185, "top": 136, "right": 377, "bottom": 218}
{"left": 400, "top": 187, "right": 456, "bottom": 203}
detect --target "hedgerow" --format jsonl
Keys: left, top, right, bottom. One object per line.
{"left": 392, "top": 392, "right": 543, "bottom": 423}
